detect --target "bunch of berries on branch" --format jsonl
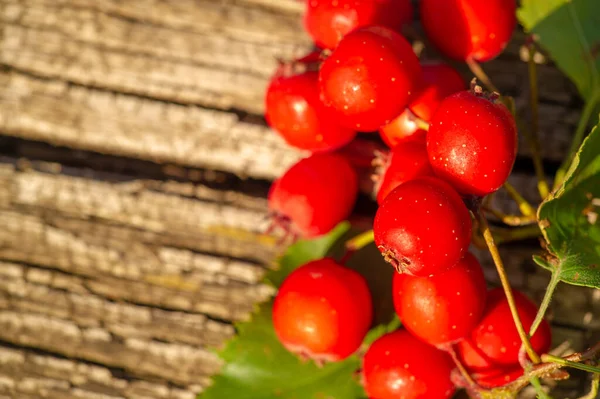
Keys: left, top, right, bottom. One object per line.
{"left": 264, "top": 1, "right": 552, "bottom": 398}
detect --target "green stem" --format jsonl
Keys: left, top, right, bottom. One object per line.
{"left": 554, "top": 90, "right": 600, "bottom": 190}
{"left": 503, "top": 182, "right": 536, "bottom": 217}
{"left": 542, "top": 354, "right": 600, "bottom": 374}
{"left": 493, "top": 224, "right": 542, "bottom": 245}
{"left": 484, "top": 205, "right": 537, "bottom": 226}
{"left": 530, "top": 271, "right": 561, "bottom": 337}
{"left": 525, "top": 44, "right": 550, "bottom": 200}
{"left": 477, "top": 211, "right": 541, "bottom": 364}
{"left": 529, "top": 375, "right": 552, "bottom": 399}
{"left": 345, "top": 230, "right": 374, "bottom": 252}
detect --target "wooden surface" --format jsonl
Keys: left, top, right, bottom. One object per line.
{"left": 0, "top": 1, "right": 598, "bottom": 398}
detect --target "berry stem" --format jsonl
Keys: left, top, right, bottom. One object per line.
{"left": 501, "top": 341, "right": 600, "bottom": 393}
{"left": 483, "top": 205, "right": 537, "bottom": 226}
{"left": 554, "top": 89, "right": 600, "bottom": 190}
{"left": 503, "top": 182, "right": 536, "bottom": 217}
{"left": 446, "top": 344, "right": 480, "bottom": 390}
{"left": 492, "top": 224, "right": 541, "bottom": 245}
{"left": 529, "top": 376, "right": 552, "bottom": 399}
{"left": 345, "top": 229, "right": 375, "bottom": 252}
{"left": 466, "top": 57, "right": 499, "bottom": 93}
{"left": 579, "top": 373, "right": 599, "bottom": 399}
{"left": 541, "top": 354, "right": 600, "bottom": 374}
{"left": 525, "top": 43, "right": 550, "bottom": 200}
{"left": 477, "top": 211, "right": 541, "bottom": 364}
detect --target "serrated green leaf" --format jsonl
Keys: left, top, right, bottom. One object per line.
{"left": 266, "top": 222, "right": 351, "bottom": 287}
{"left": 518, "top": 0, "right": 600, "bottom": 105}
{"left": 537, "top": 124, "right": 600, "bottom": 288}
{"left": 201, "top": 303, "right": 364, "bottom": 399}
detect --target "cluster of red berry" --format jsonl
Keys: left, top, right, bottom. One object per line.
{"left": 265, "top": 1, "right": 551, "bottom": 397}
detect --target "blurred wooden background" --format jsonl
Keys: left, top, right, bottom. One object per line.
{"left": 0, "top": 0, "right": 598, "bottom": 398}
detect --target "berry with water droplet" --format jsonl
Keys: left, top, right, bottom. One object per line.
{"left": 273, "top": 258, "right": 373, "bottom": 362}
{"left": 393, "top": 252, "right": 487, "bottom": 346}
{"left": 319, "top": 26, "right": 422, "bottom": 131}
{"left": 268, "top": 153, "right": 358, "bottom": 238}
{"left": 304, "top": 0, "right": 413, "bottom": 50}
{"left": 362, "top": 329, "right": 455, "bottom": 399}
{"left": 374, "top": 176, "right": 472, "bottom": 276}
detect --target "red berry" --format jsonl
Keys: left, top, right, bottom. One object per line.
{"left": 392, "top": 252, "right": 487, "bottom": 346}
{"left": 374, "top": 140, "right": 433, "bottom": 204}
{"left": 362, "top": 330, "right": 455, "bottom": 399}
{"left": 457, "top": 288, "right": 552, "bottom": 370}
{"left": 374, "top": 176, "right": 472, "bottom": 276}
{"left": 472, "top": 366, "right": 523, "bottom": 389}
{"left": 420, "top": 0, "right": 516, "bottom": 62}
{"left": 265, "top": 57, "right": 356, "bottom": 152}
{"left": 319, "top": 26, "right": 422, "bottom": 131}
{"left": 408, "top": 62, "right": 465, "bottom": 122}
{"left": 304, "top": 0, "right": 413, "bottom": 50}
{"left": 427, "top": 89, "right": 518, "bottom": 197}
{"left": 379, "top": 108, "right": 427, "bottom": 148}
{"left": 268, "top": 153, "right": 358, "bottom": 238}
{"left": 273, "top": 258, "right": 373, "bottom": 361}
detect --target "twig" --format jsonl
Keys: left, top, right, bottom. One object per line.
{"left": 477, "top": 211, "right": 541, "bottom": 364}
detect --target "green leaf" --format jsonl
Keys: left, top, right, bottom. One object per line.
{"left": 266, "top": 222, "right": 351, "bottom": 287}
{"left": 201, "top": 303, "right": 364, "bottom": 399}
{"left": 537, "top": 123, "right": 600, "bottom": 288}
{"left": 518, "top": 0, "right": 600, "bottom": 104}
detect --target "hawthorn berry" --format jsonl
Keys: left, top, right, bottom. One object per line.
{"left": 272, "top": 258, "right": 373, "bottom": 362}
{"left": 472, "top": 366, "right": 523, "bottom": 389}
{"left": 268, "top": 153, "right": 358, "bottom": 238}
{"left": 392, "top": 252, "right": 487, "bottom": 346}
{"left": 420, "top": 0, "right": 517, "bottom": 62}
{"left": 304, "top": 0, "right": 413, "bottom": 50}
{"left": 409, "top": 62, "right": 465, "bottom": 122}
{"left": 427, "top": 88, "right": 518, "bottom": 197}
{"left": 379, "top": 108, "right": 427, "bottom": 148}
{"left": 265, "top": 56, "right": 356, "bottom": 152}
{"left": 319, "top": 26, "right": 422, "bottom": 131}
{"left": 374, "top": 140, "right": 433, "bottom": 204}
{"left": 374, "top": 176, "right": 472, "bottom": 276}
{"left": 457, "top": 288, "right": 552, "bottom": 370}
{"left": 362, "top": 329, "right": 455, "bottom": 399}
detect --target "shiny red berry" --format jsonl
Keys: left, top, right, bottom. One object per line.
{"left": 472, "top": 366, "right": 523, "bottom": 389}
{"left": 393, "top": 252, "right": 487, "bottom": 346}
{"left": 374, "top": 176, "right": 472, "bottom": 276}
{"left": 362, "top": 329, "right": 455, "bottom": 399}
{"left": 319, "top": 26, "right": 422, "bottom": 131}
{"left": 268, "top": 153, "right": 358, "bottom": 238}
{"left": 304, "top": 0, "right": 413, "bottom": 50}
{"left": 379, "top": 108, "right": 427, "bottom": 148}
{"left": 408, "top": 62, "right": 465, "bottom": 122}
{"left": 265, "top": 57, "right": 356, "bottom": 152}
{"left": 420, "top": 0, "right": 516, "bottom": 62}
{"left": 427, "top": 89, "right": 518, "bottom": 197}
{"left": 374, "top": 140, "right": 433, "bottom": 204}
{"left": 273, "top": 258, "right": 373, "bottom": 362}
{"left": 457, "top": 288, "right": 552, "bottom": 370}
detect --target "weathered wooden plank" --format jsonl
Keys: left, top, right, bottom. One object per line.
{"left": 0, "top": 71, "right": 305, "bottom": 180}
{"left": 0, "top": 345, "right": 198, "bottom": 398}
